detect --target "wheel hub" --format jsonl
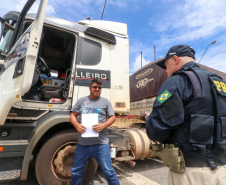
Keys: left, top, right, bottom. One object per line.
{"left": 53, "top": 145, "right": 76, "bottom": 178}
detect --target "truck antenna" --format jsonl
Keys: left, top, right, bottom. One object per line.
{"left": 101, "top": 0, "right": 107, "bottom": 20}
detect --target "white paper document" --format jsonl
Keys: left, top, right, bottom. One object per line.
{"left": 81, "top": 113, "right": 99, "bottom": 137}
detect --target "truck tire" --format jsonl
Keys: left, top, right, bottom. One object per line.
{"left": 35, "top": 130, "right": 98, "bottom": 185}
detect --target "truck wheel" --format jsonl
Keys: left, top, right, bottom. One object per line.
{"left": 35, "top": 130, "right": 98, "bottom": 185}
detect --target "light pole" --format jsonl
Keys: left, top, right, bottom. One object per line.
{"left": 198, "top": 40, "right": 216, "bottom": 63}
{"left": 140, "top": 51, "right": 142, "bottom": 68}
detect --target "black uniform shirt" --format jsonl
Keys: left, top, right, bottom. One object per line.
{"left": 145, "top": 62, "right": 201, "bottom": 142}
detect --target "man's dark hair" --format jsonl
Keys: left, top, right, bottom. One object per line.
{"left": 90, "top": 79, "right": 102, "bottom": 86}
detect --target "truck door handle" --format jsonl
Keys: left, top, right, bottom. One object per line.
{"left": 13, "top": 58, "right": 25, "bottom": 78}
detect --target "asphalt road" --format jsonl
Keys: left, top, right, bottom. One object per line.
{"left": 0, "top": 157, "right": 168, "bottom": 185}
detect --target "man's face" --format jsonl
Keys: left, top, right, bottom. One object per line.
{"left": 89, "top": 82, "right": 102, "bottom": 98}
{"left": 165, "top": 57, "right": 177, "bottom": 77}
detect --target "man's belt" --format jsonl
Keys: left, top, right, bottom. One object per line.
{"left": 185, "top": 157, "right": 222, "bottom": 168}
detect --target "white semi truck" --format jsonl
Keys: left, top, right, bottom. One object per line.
{"left": 0, "top": 0, "right": 156, "bottom": 184}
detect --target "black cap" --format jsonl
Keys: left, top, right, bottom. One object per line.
{"left": 156, "top": 44, "right": 195, "bottom": 69}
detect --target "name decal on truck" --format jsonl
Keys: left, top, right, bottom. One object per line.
{"left": 75, "top": 68, "right": 111, "bottom": 88}
{"left": 76, "top": 72, "right": 107, "bottom": 81}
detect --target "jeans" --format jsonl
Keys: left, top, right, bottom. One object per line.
{"left": 71, "top": 144, "right": 120, "bottom": 185}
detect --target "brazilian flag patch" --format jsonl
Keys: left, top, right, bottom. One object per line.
{"left": 157, "top": 90, "right": 172, "bottom": 104}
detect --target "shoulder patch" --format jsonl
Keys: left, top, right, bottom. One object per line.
{"left": 157, "top": 90, "right": 172, "bottom": 104}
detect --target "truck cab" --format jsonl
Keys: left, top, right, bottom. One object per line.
{"left": 0, "top": 12, "right": 130, "bottom": 124}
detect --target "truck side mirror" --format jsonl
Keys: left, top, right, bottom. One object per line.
{"left": 0, "top": 17, "right": 6, "bottom": 59}
{"left": 0, "top": 17, "right": 5, "bottom": 40}
{"left": 0, "top": 17, "right": 15, "bottom": 59}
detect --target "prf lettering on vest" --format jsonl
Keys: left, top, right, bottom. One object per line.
{"left": 213, "top": 80, "right": 226, "bottom": 92}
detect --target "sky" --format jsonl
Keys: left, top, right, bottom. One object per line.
{"left": 1, "top": 0, "right": 226, "bottom": 75}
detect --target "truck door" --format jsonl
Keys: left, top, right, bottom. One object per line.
{"left": 0, "top": 0, "right": 48, "bottom": 125}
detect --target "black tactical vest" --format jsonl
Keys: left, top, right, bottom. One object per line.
{"left": 209, "top": 73, "right": 226, "bottom": 164}
{"left": 171, "top": 67, "right": 226, "bottom": 164}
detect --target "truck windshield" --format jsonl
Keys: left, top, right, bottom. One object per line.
{"left": 0, "top": 21, "right": 15, "bottom": 54}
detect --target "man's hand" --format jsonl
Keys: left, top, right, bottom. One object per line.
{"left": 75, "top": 124, "right": 86, "bottom": 134}
{"left": 70, "top": 112, "right": 86, "bottom": 133}
{"left": 92, "top": 115, "right": 116, "bottom": 133}
{"left": 145, "top": 110, "right": 150, "bottom": 119}
{"left": 92, "top": 123, "right": 105, "bottom": 133}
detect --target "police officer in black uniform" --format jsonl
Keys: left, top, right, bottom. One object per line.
{"left": 146, "top": 45, "right": 226, "bottom": 185}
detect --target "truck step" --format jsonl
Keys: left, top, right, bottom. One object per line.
{"left": 0, "top": 170, "right": 21, "bottom": 180}
{"left": 115, "top": 156, "right": 135, "bottom": 162}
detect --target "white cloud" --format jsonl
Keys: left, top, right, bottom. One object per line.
{"left": 149, "top": 0, "right": 226, "bottom": 44}
{"left": 46, "top": 5, "right": 55, "bottom": 15}
{"left": 143, "top": 0, "right": 226, "bottom": 73}
{"left": 108, "top": 0, "right": 140, "bottom": 9}
{"left": 45, "top": 0, "right": 139, "bottom": 21}
{"left": 0, "top": 0, "right": 55, "bottom": 17}
{"left": 0, "top": 0, "right": 138, "bottom": 22}
{"left": 130, "top": 54, "right": 151, "bottom": 75}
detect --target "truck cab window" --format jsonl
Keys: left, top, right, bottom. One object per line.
{"left": 0, "top": 20, "right": 15, "bottom": 53}
{"left": 79, "top": 38, "right": 101, "bottom": 65}
{"left": 0, "top": 29, "right": 13, "bottom": 52}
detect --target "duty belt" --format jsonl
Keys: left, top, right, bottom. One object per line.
{"left": 185, "top": 157, "right": 221, "bottom": 168}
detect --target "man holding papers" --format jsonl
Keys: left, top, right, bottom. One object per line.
{"left": 70, "top": 79, "right": 120, "bottom": 185}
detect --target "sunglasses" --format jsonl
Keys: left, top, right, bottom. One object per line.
{"left": 91, "top": 86, "right": 102, "bottom": 90}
